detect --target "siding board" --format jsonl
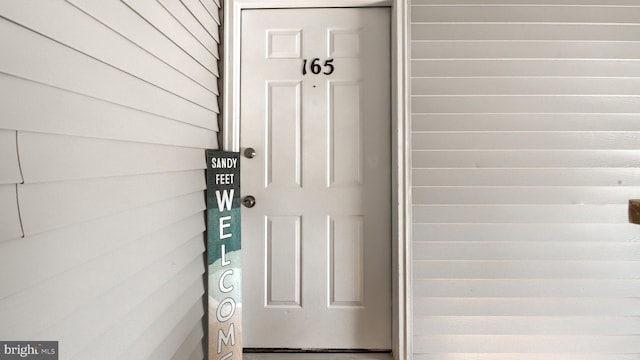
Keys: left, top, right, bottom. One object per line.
{"left": 412, "top": 95, "right": 640, "bottom": 113}
{"left": 414, "top": 279, "right": 640, "bottom": 298}
{"left": 200, "top": 0, "right": 221, "bottom": 25}
{"left": 0, "top": 201, "right": 205, "bottom": 300}
{"left": 411, "top": 59, "right": 640, "bottom": 77}
{"left": 410, "top": 1, "right": 640, "bottom": 357}
{"left": 180, "top": 0, "right": 219, "bottom": 43}
{"left": 412, "top": 335, "right": 640, "bottom": 354}
{"left": 0, "top": 184, "right": 22, "bottom": 242}
{"left": 412, "top": 242, "right": 640, "bottom": 261}
{"left": 413, "top": 260, "right": 640, "bottom": 279}
{"left": 0, "top": 74, "right": 217, "bottom": 147}
{"left": 412, "top": 77, "right": 640, "bottom": 96}
{"left": 18, "top": 132, "right": 205, "bottom": 184}
{"left": 0, "top": 130, "right": 21, "bottom": 184}
{"left": 412, "top": 186, "right": 640, "bottom": 204}
{"left": 412, "top": 204, "right": 626, "bottom": 223}
{"left": 71, "top": 259, "right": 204, "bottom": 360}
{"left": 123, "top": 292, "right": 204, "bottom": 360}
{"left": 414, "top": 316, "right": 640, "bottom": 335}
{"left": 0, "top": 234, "right": 203, "bottom": 341}
{"left": 412, "top": 24, "right": 640, "bottom": 41}
{"left": 31, "top": 234, "right": 204, "bottom": 357}
{"left": 413, "top": 169, "right": 640, "bottom": 186}
{"left": 412, "top": 150, "right": 640, "bottom": 168}
{"left": 0, "top": 20, "right": 217, "bottom": 128}
{"left": 18, "top": 171, "right": 205, "bottom": 235}
{"left": 169, "top": 320, "right": 205, "bottom": 360}
{"left": 157, "top": 0, "right": 219, "bottom": 57}
{"left": 413, "top": 132, "right": 640, "bottom": 149}
{"left": 67, "top": 0, "right": 219, "bottom": 94}
{"left": 412, "top": 114, "right": 640, "bottom": 132}
{"left": 0, "top": 0, "right": 218, "bottom": 112}
{"left": 188, "top": 344, "right": 205, "bottom": 360}
{"left": 413, "top": 297, "right": 640, "bottom": 317}
{"left": 412, "top": 224, "right": 640, "bottom": 242}
{"left": 411, "top": 5, "right": 640, "bottom": 23}
{"left": 412, "top": 41, "right": 640, "bottom": 59}
{"left": 122, "top": 0, "right": 220, "bottom": 66}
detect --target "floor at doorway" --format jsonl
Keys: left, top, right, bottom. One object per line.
{"left": 244, "top": 353, "right": 392, "bottom": 360}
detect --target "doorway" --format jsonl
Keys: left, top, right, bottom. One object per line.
{"left": 239, "top": 7, "right": 391, "bottom": 350}
{"left": 222, "top": 1, "right": 412, "bottom": 358}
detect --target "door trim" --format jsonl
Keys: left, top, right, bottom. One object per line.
{"left": 221, "top": 1, "right": 412, "bottom": 359}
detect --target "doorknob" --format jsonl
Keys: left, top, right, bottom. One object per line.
{"left": 242, "top": 195, "right": 256, "bottom": 208}
{"left": 244, "top": 147, "right": 256, "bottom": 159}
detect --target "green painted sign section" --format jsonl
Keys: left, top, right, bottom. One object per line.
{"left": 206, "top": 150, "right": 242, "bottom": 360}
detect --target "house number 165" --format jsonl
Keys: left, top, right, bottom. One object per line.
{"left": 302, "top": 58, "right": 335, "bottom": 76}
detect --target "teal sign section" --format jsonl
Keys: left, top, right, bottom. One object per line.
{"left": 207, "top": 151, "right": 241, "bottom": 266}
{"left": 206, "top": 150, "right": 242, "bottom": 360}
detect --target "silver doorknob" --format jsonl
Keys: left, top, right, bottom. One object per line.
{"left": 244, "top": 147, "right": 256, "bottom": 159}
{"left": 242, "top": 195, "right": 256, "bottom": 208}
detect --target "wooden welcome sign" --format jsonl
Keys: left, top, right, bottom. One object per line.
{"left": 206, "top": 150, "right": 242, "bottom": 360}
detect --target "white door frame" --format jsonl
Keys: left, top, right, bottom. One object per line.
{"left": 221, "top": 1, "right": 412, "bottom": 359}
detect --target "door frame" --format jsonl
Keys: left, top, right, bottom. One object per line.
{"left": 221, "top": 1, "right": 412, "bottom": 359}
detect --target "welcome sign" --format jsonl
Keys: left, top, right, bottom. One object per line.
{"left": 206, "top": 150, "right": 242, "bottom": 360}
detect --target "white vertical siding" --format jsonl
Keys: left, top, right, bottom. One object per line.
{"left": 0, "top": 0, "right": 221, "bottom": 359}
{"left": 410, "top": 1, "right": 640, "bottom": 358}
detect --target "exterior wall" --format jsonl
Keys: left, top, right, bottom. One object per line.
{"left": 0, "top": 1, "right": 221, "bottom": 359}
{"left": 410, "top": 1, "right": 640, "bottom": 358}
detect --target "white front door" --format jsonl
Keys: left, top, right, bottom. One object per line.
{"left": 240, "top": 7, "right": 391, "bottom": 350}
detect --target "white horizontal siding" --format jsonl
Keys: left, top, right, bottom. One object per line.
{"left": 70, "top": 257, "right": 205, "bottom": 360}
{"left": 0, "top": 184, "right": 22, "bottom": 242}
{"left": 413, "top": 186, "right": 640, "bottom": 204}
{"left": 412, "top": 335, "right": 640, "bottom": 354}
{"left": 0, "top": 18, "right": 216, "bottom": 129}
{"left": 68, "top": 0, "right": 219, "bottom": 94}
{"left": 0, "top": 130, "right": 22, "bottom": 242}
{"left": 180, "top": 0, "right": 220, "bottom": 45}
{"left": 410, "top": 1, "right": 640, "bottom": 358}
{"left": 18, "top": 170, "right": 205, "bottom": 235}
{"left": 0, "top": 74, "right": 216, "bottom": 148}
{"left": 171, "top": 322, "right": 205, "bottom": 360}
{"left": 119, "top": 283, "right": 205, "bottom": 360}
{"left": 412, "top": 78, "right": 640, "bottom": 96}
{"left": 0, "top": 193, "right": 204, "bottom": 300}
{"left": 0, "top": 0, "right": 220, "bottom": 359}
{"left": 122, "top": 0, "right": 219, "bottom": 69}
{"left": 151, "top": 309, "right": 206, "bottom": 360}
{"left": 18, "top": 132, "right": 205, "bottom": 183}
{"left": 157, "top": 0, "right": 219, "bottom": 57}
{"left": 411, "top": 5, "right": 640, "bottom": 23}
{"left": 412, "top": 60, "right": 640, "bottom": 77}
{"left": 414, "top": 296, "right": 640, "bottom": 316}
{"left": 412, "top": 223, "right": 640, "bottom": 242}
{"left": 0, "top": 130, "right": 21, "bottom": 184}
{"left": 412, "top": 24, "right": 640, "bottom": 41}
{"left": 0, "top": 227, "right": 204, "bottom": 340}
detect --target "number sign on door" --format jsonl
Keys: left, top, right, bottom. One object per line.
{"left": 302, "top": 58, "right": 335, "bottom": 75}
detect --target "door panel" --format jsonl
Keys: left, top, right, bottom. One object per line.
{"left": 241, "top": 7, "right": 391, "bottom": 349}
{"left": 266, "top": 215, "right": 301, "bottom": 306}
